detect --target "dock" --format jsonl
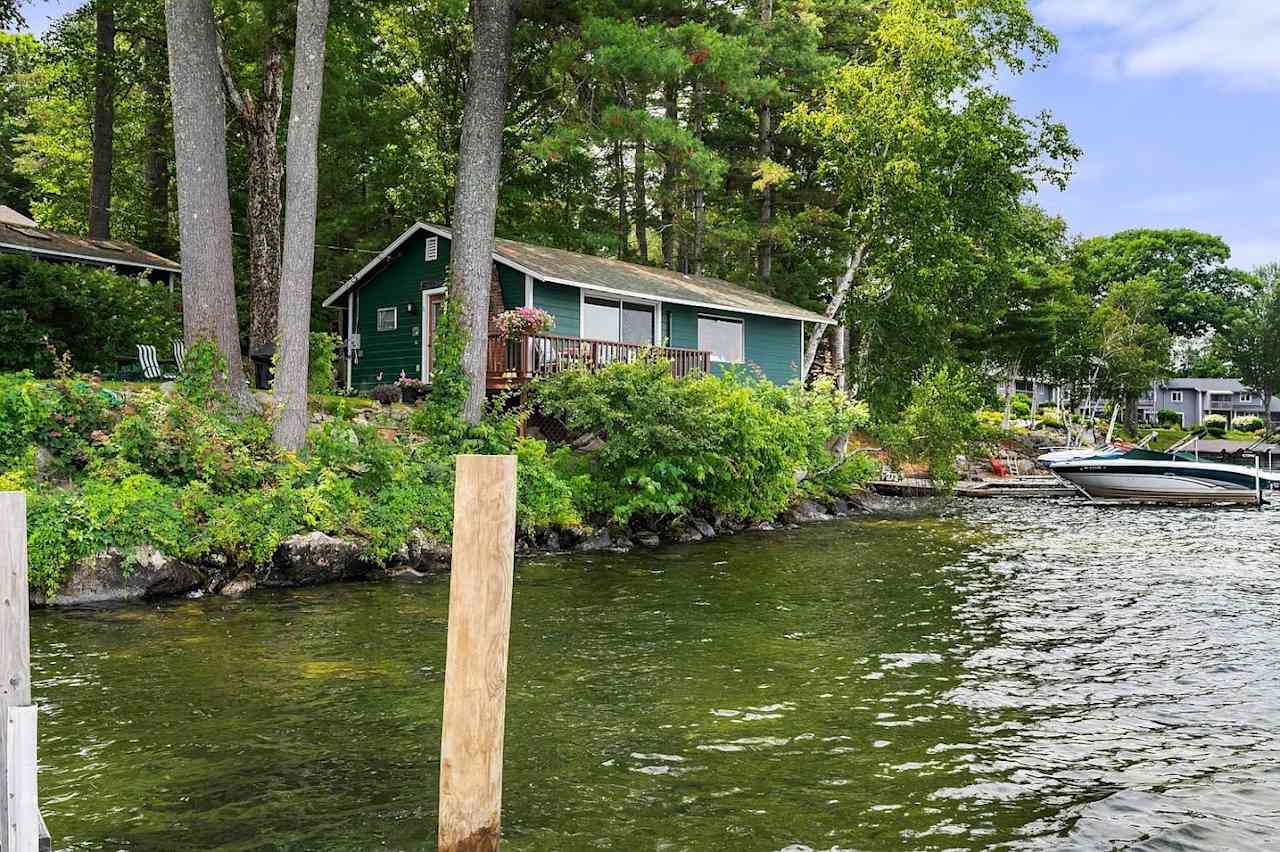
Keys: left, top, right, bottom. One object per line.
{"left": 870, "top": 476, "right": 1078, "bottom": 499}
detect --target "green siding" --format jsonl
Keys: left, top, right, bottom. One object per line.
{"left": 663, "top": 304, "right": 803, "bottom": 384}
{"left": 532, "top": 281, "right": 580, "bottom": 337}
{"left": 350, "top": 232, "right": 450, "bottom": 389}
{"left": 498, "top": 263, "right": 526, "bottom": 310}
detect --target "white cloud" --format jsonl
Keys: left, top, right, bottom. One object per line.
{"left": 1035, "top": 0, "right": 1280, "bottom": 87}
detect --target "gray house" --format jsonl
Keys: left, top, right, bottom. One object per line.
{"left": 1137, "top": 378, "right": 1280, "bottom": 428}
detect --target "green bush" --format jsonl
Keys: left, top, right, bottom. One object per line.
{"left": 878, "top": 363, "right": 984, "bottom": 489}
{"left": 531, "top": 358, "right": 869, "bottom": 523}
{"left": 1156, "top": 409, "right": 1182, "bottom": 427}
{"left": 0, "top": 253, "right": 181, "bottom": 375}
{"left": 1234, "top": 414, "right": 1265, "bottom": 433}
{"left": 1203, "top": 413, "right": 1228, "bottom": 436}
{"left": 308, "top": 332, "right": 342, "bottom": 396}
{"left": 1009, "top": 393, "right": 1032, "bottom": 418}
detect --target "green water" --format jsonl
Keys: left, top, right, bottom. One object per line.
{"left": 31, "top": 502, "right": 1280, "bottom": 849}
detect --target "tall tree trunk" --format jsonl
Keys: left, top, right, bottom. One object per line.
{"left": 273, "top": 0, "right": 330, "bottom": 451}
{"left": 755, "top": 0, "right": 773, "bottom": 282}
{"left": 89, "top": 0, "right": 115, "bottom": 239}
{"left": 166, "top": 0, "right": 251, "bottom": 401}
{"left": 831, "top": 323, "right": 847, "bottom": 391}
{"left": 142, "top": 36, "right": 171, "bottom": 254}
{"left": 218, "top": 38, "right": 285, "bottom": 355}
{"left": 633, "top": 138, "right": 648, "bottom": 261}
{"left": 802, "top": 240, "right": 868, "bottom": 379}
{"left": 690, "top": 79, "right": 705, "bottom": 276}
{"left": 1002, "top": 364, "right": 1016, "bottom": 430}
{"left": 614, "top": 139, "right": 628, "bottom": 259}
{"left": 660, "top": 81, "right": 677, "bottom": 269}
{"left": 454, "top": 0, "right": 518, "bottom": 424}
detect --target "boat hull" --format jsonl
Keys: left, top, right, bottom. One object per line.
{"left": 1051, "top": 460, "right": 1280, "bottom": 504}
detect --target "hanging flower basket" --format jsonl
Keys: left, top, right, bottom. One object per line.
{"left": 494, "top": 307, "right": 555, "bottom": 339}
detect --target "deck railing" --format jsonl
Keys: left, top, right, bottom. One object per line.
{"left": 486, "top": 333, "right": 711, "bottom": 386}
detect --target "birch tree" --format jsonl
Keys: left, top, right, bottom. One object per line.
{"left": 166, "top": 0, "right": 252, "bottom": 400}
{"left": 271, "top": 0, "right": 329, "bottom": 450}
{"left": 454, "top": 0, "right": 518, "bottom": 424}
{"left": 785, "top": 0, "right": 1078, "bottom": 402}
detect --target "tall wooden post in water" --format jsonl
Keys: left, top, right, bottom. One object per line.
{"left": 1, "top": 492, "right": 45, "bottom": 852}
{"left": 438, "top": 455, "right": 517, "bottom": 852}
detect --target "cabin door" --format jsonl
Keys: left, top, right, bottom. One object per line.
{"left": 422, "top": 290, "right": 447, "bottom": 382}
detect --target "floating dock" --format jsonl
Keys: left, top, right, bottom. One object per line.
{"left": 870, "top": 476, "right": 1078, "bottom": 499}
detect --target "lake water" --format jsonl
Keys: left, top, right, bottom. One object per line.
{"left": 30, "top": 500, "right": 1280, "bottom": 850}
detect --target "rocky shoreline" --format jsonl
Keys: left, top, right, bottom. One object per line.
{"left": 32, "top": 494, "right": 875, "bottom": 607}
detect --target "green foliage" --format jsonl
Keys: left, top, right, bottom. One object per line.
{"left": 532, "top": 358, "right": 869, "bottom": 523}
{"left": 0, "top": 254, "right": 181, "bottom": 375}
{"left": 1010, "top": 393, "right": 1032, "bottom": 418}
{"left": 1156, "top": 409, "right": 1183, "bottom": 427}
{"left": 877, "top": 363, "right": 984, "bottom": 489}
{"left": 408, "top": 293, "right": 469, "bottom": 438}
{"left": 1214, "top": 263, "right": 1280, "bottom": 413}
{"left": 1203, "top": 413, "right": 1228, "bottom": 436}
{"left": 308, "top": 332, "right": 342, "bottom": 397}
{"left": 1234, "top": 415, "right": 1265, "bottom": 433}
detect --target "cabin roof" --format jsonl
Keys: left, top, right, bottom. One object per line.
{"left": 0, "top": 217, "right": 180, "bottom": 273}
{"left": 323, "top": 222, "right": 832, "bottom": 324}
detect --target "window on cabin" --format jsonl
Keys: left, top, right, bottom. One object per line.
{"left": 1240, "top": 392, "right": 1256, "bottom": 402}
{"left": 697, "top": 315, "right": 744, "bottom": 363}
{"left": 1169, "top": 391, "right": 1183, "bottom": 403}
{"left": 377, "top": 306, "right": 397, "bottom": 332}
{"left": 581, "top": 296, "right": 654, "bottom": 344}
{"left": 425, "top": 236, "right": 438, "bottom": 262}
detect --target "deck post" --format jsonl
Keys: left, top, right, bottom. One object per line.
{"left": 1256, "top": 454, "right": 1263, "bottom": 506}
{"left": 1, "top": 492, "right": 44, "bottom": 852}
{"left": 437, "top": 455, "right": 517, "bottom": 852}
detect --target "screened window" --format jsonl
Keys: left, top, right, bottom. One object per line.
{"left": 377, "top": 306, "right": 397, "bottom": 332}
{"left": 581, "top": 296, "right": 654, "bottom": 344}
{"left": 697, "top": 315, "right": 744, "bottom": 363}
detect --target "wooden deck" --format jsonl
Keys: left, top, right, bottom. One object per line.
{"left": 871, "top": 476, "right": 1078, "bottom": 499}
{"left": 486, "top": 333, "right": 711, "bottom": 389}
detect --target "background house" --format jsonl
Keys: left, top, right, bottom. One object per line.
{"left": 0, "top": 205, "right": 180, "bottom": 288}
{"left": 324, "top": 223, "right": 832, "bottom": 392}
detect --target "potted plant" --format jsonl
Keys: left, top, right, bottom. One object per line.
{"left": 494, "top": 307, "right": 555, "bottom": 339}
{"left": 395, "top": 371, "right": 429, "bottom": 404}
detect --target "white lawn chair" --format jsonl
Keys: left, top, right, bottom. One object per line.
{"left": 136, "top": 344, "right": 174, "bottom": 380}
{"left": 172, "top": 338, "right": 186, "bottom": 372}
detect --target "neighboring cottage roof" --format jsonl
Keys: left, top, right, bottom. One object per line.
{"left": 0, "top": 219, "right": 180, "bottom": 273}
{"left": 0, "top": 206, "right": 37, "bottom": 227}
{"left": 323, "top": 222, "right": 832, "bottom": 324}
{"left": 1164, "top": 377, "right": 1248, "bottom": 392}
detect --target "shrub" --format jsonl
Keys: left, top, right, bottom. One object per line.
{"left": 531, "top": 358, "right": 869, "bottom": 523}
{"left": 369, "top": 384, "right": 400, "bottom": 405}
{"left": 878, "top": 363, "right": 984, "bottom": 489}
{"left": 1009, "top": 393, "right": 1032, "bottom": 418}
{"left": 308, "top": 332, "right": 342, "bottom": 396}
{"left": 1203, "top": 413, "right": 1228, "bottom": 436}
{"left": 1234, "top": 414, "right": 1265, "bottom": 433}
{"left": 1156, "top": 409, "right": 1182, "bottom": 427}
{"left": 0, "top": 253, "right": 181, "bottom": 375}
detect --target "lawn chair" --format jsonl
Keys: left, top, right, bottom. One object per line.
{"left": 172, "top": 338, "right": 186, "bottom": 372}
{"left": 136, "top": 344, "right": 175, "bottom": 380}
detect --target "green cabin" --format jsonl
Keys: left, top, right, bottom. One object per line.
{"left": 323, "top": 223, "right": 831, "bottom": 392}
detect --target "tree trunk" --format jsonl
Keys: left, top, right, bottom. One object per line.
{"left": 831, "top": 323, "right": 847, "bottom": 391}
{"left": 633, "top": 138, "right": 648, "bottom": 261}
{"left": 1124, "top": 395, "right": 1138, "bottom": 436}
{"left": 1002, "top": 365, "right": 1016, "bottom": 430}
{"left": 755, "top": 0, "right": 772, "bottom": 282}
{"left": 272, "top": 0, "right": 330, "bottom": 451}
{"left": 614, "top": 139, "right": 628, "bottom": 259}
{"left": 660, "top": 81, "right": 677, "bottom": 269}
{"left": 802, "top": 240, "right": 868, "bottom": 379}
{"left": 142, "top": 36, "right": 171, "bottom": 254}
{"left": 454, "top": 0, "right": 518, "bottom": 424}
{"left": 89, "top": 0, "right": 115, "bottom": 239}
{"left": 218, "top": 38, "right": 285, "bottom": 355}
{"left": 166, "top": 0, "right": 251, "bottom": 402}
{"left": 690, "top": 79, "right": 705, "bottom": 276}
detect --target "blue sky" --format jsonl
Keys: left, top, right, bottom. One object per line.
{"left": 20, "top": 0, "right": 1280, "bottom": 269}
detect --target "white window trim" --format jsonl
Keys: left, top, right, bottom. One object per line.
{"left": 377, "top": 306, "right": 398, "bottom": 332}
{"left": 697, "top": 313, "right": 746, "bottom": 364}
{"left": 1169, "top": 391, "right": 1183, "bottom": 403}
{"left": 578, "top": 288, "right": 660, "bottom": 344}
{"left": 424, "top": 236, "right": 439, "bottom": 262}
{"left": 420, "top": 286, "right": 447, "bottom": 380}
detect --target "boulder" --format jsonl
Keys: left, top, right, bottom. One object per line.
{"left": 781, "top": 499, "right": 833, "bottom": 524}
{"left": 633, "top": 531, "right": 661, "bottom": 548}
{"left": 689, "top": 517, "right": 717, "bottom": 540}
{"left": 261, "top": 531, "right": 367, "bottom": 587}
{"left": 220, "top": 574, "right": 257, "bottom": 597}
{"left": 828, "top": 497, "right": 851, "bottom": 517}
{"left": 47, "top": 546, "right": 203, "bottom": 605}
{"left": 667, "top": 519, "right": 703, "bottom": 544}
{"left": 574, "top": 528, "right": 613, "bottom": 552}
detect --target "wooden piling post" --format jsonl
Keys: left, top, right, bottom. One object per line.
{"left": 1, "top": 491, "right": 44, "bottom": 852}
{"left": 438, "top": 455, "right": 517, "bottom": 852}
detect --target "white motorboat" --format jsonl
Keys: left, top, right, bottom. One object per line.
{"left": 1045, "top": 447, "right": 1280, "bottom": 505}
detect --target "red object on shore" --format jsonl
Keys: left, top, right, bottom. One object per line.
{"left": 990, "top": 457, "right": 1009, "bottom": 477}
